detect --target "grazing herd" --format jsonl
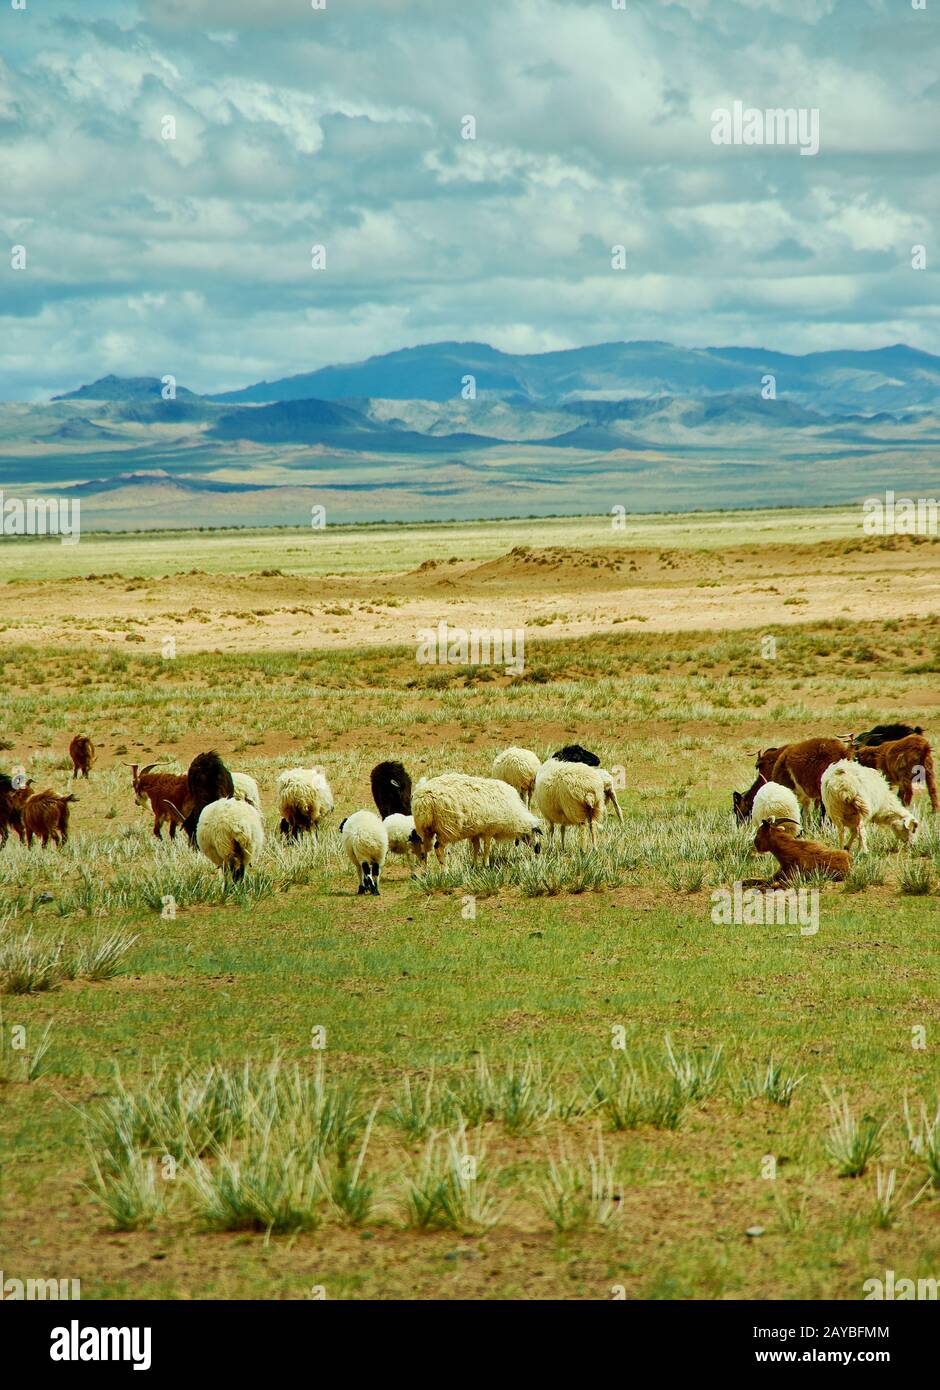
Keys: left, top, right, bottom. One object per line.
{"left": 0, "top": 723, "right": 934, "bottom": 895}
{"left": 733, "top": 721, "right": 935, "bottom": 882}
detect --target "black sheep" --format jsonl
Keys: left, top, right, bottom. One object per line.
{"left": 370, "top": 760, "right": 412, "bottom": 818}
{"left": 183, "top": 751, "right": 234, "bottom": 843}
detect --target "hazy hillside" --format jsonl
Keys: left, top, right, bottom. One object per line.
{"left": 3, "top": 342, "right": 940, "bottom": 529}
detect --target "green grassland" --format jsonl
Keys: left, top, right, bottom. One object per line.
{"left": 2, "top": 612, "right": 939, "bottom": 1300}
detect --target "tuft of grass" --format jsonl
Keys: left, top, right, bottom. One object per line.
{"left": 824, "top": 1089, "right": 884, "bottom": 1178}
{"left": 871, "top": 1167, "right": 898, "bottom": 1229}
{"left": 317, "top": 1107, "right": 378, "bottom": 1227}
{"left": 399, "top": 1121, "right": 504, "bottom": 1233}
{"left": 447, "top": 1053, "right": 557, "bottom": 1134}
{"left": 87, "top": 1135, "right": 166, "bottom": 1231}
{"left": 533, "top": 1132, "right": 622, "bottom": 1233}
{"left": 662, "top": 1035, "right": 723, "bottom": 1103}
{"left": 0, "top": 930, "right": 65, "bottom": 994}
{"left": 188, "top": 1123, "right": 323, "bottom": 1236}
{"left": 385, "top": 1071, "right": 442, "bottom": 1141}
{"left": 72, "top": 931, "right": 139, "bottom": 981}
{"left": 899, "top": 860, "right": 933, "bottom": 896}
{"left": 773, "top": 1189, "right": 810, "bottom": 1234}
{"left": 731, "top": 1055, "right": 805, "bottom": 1108}
{"left": 665, "top": 862, "right": 706, "bottom": 894}
{"left": 586, "top": 1055, "right": 687, "bottom": 1132}
{"left": 902, "top": 1096, "right": 940, "bottom": 1188}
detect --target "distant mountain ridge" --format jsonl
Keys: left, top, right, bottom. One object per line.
{"left": 56, "top": 340, "right": 940, "bottom": 418}
{"left": 8, "top": 337, "right": 938, "bottom": 530}
{"left": 199, "top": 340, "right": 940, "bottom": 415}
{"left": 54, "top": 374, "right": 201, "bottom": 403}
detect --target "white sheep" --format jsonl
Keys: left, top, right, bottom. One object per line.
{"left": 821, "top": 759, "right": 918, "bottom": 852}
{"left": 382, "top": 813, "right": 426, "bottom": 863}
{"left": 231, "top": 772, "right": 262, "bottom": 811}
{"left": 751, "top": 780, "right": 801, "bottom": 830}
{"left": 277, "top": 767, "right": 334, "bottom": 839}
{"left": 492, "top": 747, "right": 542, "bottom": 806}
{"left": 532, "top": 758, "right": 623, "bottom": 850}
{"left": 412, "top": 772, "right": 542, "bottom": 866}
{"left": 196, "top": 798, "right": 265, "bottom": 883}
{"left": 339, "top": 810, "right": 389, "bottom": 895}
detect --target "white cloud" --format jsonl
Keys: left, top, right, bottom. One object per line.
{"left": 0, "top": 0, "right": 937, "bottom": 397}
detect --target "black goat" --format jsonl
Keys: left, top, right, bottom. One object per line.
{"left": 551, "top": 744, "right": 601, "bottom": 767}
{"left": 852, "top": 723, "right": 923, "bottom": 748}
{"left": 183, "top": 751, "right": 234, "bottom": 843}
{"left": 370, "top": 760, "right": 412, "bottom": 818}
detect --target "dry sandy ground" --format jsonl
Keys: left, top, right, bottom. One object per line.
{"left": 1, "top": 534, "right": 937, "bottom": 654}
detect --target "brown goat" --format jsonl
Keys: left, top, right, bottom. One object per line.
{"left": 733, "top": 746, "right": 786, "bottom": 823}
{"left": 855, "top": 734, "right": 938, "bottom": 813}
{"left": 754, "top": 818, "right": 851, "bottom": 885}
{"left": 69, "top": 735, "right": 95, "bottom": 779}
{"left": 22, "top": 790, "right": 77, "bottom": 847}
{"left": 771, "top": 738, "right": 851, "bottom": 813}
{"left": 0, "top": 773, "right": 32, "bottom": 847}
{"left": 129, "top": 763, "right": 193, "bottom": 839}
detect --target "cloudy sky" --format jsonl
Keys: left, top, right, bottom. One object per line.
{"left": 1, "top": 0, "right": 938, "bottom": 399}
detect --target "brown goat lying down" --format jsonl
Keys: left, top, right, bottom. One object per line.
{"left": 855, "top": 734, "right": 939, "bottom": 813}
{"left": 754, "top": 818, "right": 851, "bottom": 885}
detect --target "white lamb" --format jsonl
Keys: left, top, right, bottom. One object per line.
{"left": 412, "top": 772, "right": 542, "bottom": 866}
{"left": 532, "top": 758, "right": 624, "bottom": 850}
{"left": 277, "top": 767, "right": 334, "bottom": 840}
{"left": 382, "top": 813, "right": 426, "bottom": 863}
{"left": 196, "top": 798, "right": 265, "bottom": 883}
{"left": 821, "top": 759, "right": 918, "bottom": 852}
{"left": 231, "top": 772, "right": 262, "bottom": 811}
{"left": 492, "top": 747, "right": 542, "bottom": 806}
{"left": 339, "top": 810, "right": 389, "bottom": 895}
{"left": 751, "top": 781, "right": 801, "bottom": 830}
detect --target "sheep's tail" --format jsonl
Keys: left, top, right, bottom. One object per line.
{"left": 841, "top": 793, "right": 867, "bottom": 820}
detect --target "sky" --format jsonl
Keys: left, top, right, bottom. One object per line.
{"left": 1, "top": 0, "right": 938, "bottom": 399}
